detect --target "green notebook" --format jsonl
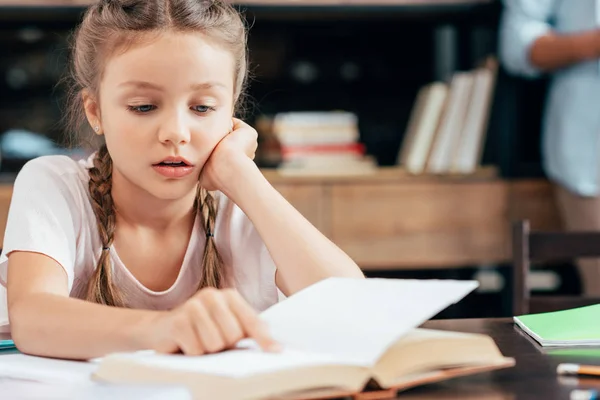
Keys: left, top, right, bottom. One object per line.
{"left": 514, "top": 304, "right": 600, "bottom": 347}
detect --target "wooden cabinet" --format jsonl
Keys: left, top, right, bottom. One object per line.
{"left": 269, "top": 183, "right": 329, "bottom": 235}
{"left": 329, "top": 181, "right": 509, "bottom": 269}
{"left": 265, "top": 168, "right": 561, "bottom": 270}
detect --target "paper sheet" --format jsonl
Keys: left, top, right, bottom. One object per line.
{"left": 112, "top": 347, "right": 347, "bottom": 378}
{"left": 259, "top": 277, "right": 478, "bottom": 365}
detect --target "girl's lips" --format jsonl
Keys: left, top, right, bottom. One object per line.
{"left": 153, "top": 155, "right": 193, "bottom": 166}
{"left": 152, "top": 164, "right": 195, "bottom": 178}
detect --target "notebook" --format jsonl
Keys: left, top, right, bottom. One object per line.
{"left": 0, "top": 333, "right": 15, "bottom": 352}
{"left": 514, "top": 304, "right": 600, "bottom": 347}
{"left": 90, "top": 277, "right": 514, "bottom": 400}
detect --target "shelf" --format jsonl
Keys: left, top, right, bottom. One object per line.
{"left": 260, "top": 165, "right": 499, "bottom": 184}
{"left": 0, "top": 0, "right": 495, "bottom": 6}
{"left": 0, "top": 0, "right": 500, "bottom": 23}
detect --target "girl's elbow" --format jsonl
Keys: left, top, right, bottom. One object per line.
{"left": 8, "top": 299, "right": 44, "bottom": 356}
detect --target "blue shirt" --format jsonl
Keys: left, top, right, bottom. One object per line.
{"left": 499, "top": 0, "right": 600, "bottom": 196}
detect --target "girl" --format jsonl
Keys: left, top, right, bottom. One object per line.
{"left": 0, "top": 0, "right": 364, "bottom": 360}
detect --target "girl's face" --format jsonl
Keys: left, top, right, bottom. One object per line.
{"left": 89, "top": 32, "right": 236, "bottom": 201}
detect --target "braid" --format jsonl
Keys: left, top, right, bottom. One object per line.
{"left": 196, "top": 186, "right": 225, "bottom": 289}
{"left": 86, "top": 145, "right": 125, "bottom": 307}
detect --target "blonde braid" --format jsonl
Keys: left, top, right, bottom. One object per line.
{"left": 86, "top": 145, "right": 125, "bottom": 307}
{"left": 196, "top": 186, "right": 225, "bottom": 289}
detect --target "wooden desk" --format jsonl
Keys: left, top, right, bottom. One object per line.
{"left": 399, "top": 318, "right": 600, "bottom": 399}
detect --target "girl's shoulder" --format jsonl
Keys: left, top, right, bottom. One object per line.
{"left": 14, "top": 155, "right": 92, "bottom": 193}
{"left": 16, "top": 154, "right": 93, "bottom": 185}
{"left": 12, "top": 154, "right": 95, "bottom": 213}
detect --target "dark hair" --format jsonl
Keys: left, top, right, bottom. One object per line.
{"left": 64, "top": 0, "right": 248, "bottom": 306}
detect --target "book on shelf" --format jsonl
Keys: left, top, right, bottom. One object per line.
{"left": 397, "top": 81, "right": 448, "bottom": 174}
{"left": 398, "top": 56, "right": 498, "bottom": 176}
{"left": 270, "top": 111, "right": 378, "bottom": 177}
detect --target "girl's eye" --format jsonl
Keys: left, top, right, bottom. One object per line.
{"left": 128, "top": 105, "right": 156, "bottom": 113}
{"left": 192, "top": 105, "right": 215, "bottom": 113}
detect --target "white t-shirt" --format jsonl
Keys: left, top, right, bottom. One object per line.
{"left": 0, "top": 154, "right": 280, "bottom": 333}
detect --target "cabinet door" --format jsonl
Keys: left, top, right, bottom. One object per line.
{"left": 509, "top": 179, "right": 561, "bottom": 231}
{"left": 330, "top": 181, "right": 509, "bottom": 269}
{"left": 270, "top": 183, "right": 328, "bottom": 236}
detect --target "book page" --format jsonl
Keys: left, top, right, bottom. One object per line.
{"left": 94, "top": 278, "right": 476, "bottom": 378}
{"left": 108, "top": 347, "right": 351, "bottom": 378}
{"left": 259, "top": 277, "right": 478, "bottom": 366}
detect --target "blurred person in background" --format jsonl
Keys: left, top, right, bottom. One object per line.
{"left": 499, "top": 0, "right": 600, "bottom": 296}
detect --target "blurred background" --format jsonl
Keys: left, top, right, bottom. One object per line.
{"left": 0, "top": 0, "right": 581, "bottom": 318}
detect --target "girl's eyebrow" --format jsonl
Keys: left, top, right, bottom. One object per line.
{"left": 118, "top": 80, "right": 163, "bottom": 90}
{"left": 118, "top": 80, "right": 228, "bottom": 92}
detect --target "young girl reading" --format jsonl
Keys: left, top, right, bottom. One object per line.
{"left": 0, "top": 0, "right": 364, "bottom": 361}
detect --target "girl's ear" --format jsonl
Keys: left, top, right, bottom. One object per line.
{"left": 82, "top": 89, "right": 103, "bottom": 135}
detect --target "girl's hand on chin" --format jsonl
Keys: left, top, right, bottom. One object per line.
{"left": 199, "top": 118, "right": 258, "bottom": 192}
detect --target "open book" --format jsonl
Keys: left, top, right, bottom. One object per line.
{"left": 92, "top": 278, "right": 514, "bottom": 399}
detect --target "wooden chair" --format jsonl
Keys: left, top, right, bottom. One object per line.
{"left": 512, "top": 220, "right": 600, "bottom": 316}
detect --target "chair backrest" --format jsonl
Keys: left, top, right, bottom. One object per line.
{"left": 512, "top": 220, "right": 600, "bottom": 315}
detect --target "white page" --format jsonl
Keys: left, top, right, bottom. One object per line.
{"left": 111, "top": 346, "right": 349, "bottom": 378}
{"left": 259, "top": 277, "right": 478, "bottom": 365}
{"left": 0, "top": 354, "right": 97, "bottom": 384}
{"left": 108, "top": 278, "right": 478, "bottom": 375}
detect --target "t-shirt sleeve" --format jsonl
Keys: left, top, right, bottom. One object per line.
{"left": 498, "top": 0, "right": 558, "bottom": 78}
{"left": 0, "top": 158, "right": 79, "bottom": 291}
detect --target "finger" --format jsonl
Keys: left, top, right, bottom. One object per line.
{"left": 207, "top": 290, "right": 245, "bottom": 348}
{"left": 191, "top": 295, "right": 227, "bottom": 353}
{"left": 231, "top": 117, "right": 246, "bottom": 131}
{"left": 172, "top": 314, "right": 205, "bottom": 356}
{"left": 226, "top": 291, "right": 281, "bottom": 352}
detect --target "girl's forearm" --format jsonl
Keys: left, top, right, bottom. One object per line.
{"left": 10, "top": 293, "right": 158, "bottom": 360}
{"left": 223, "top": 160, "right": 364, "bottom": 296}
